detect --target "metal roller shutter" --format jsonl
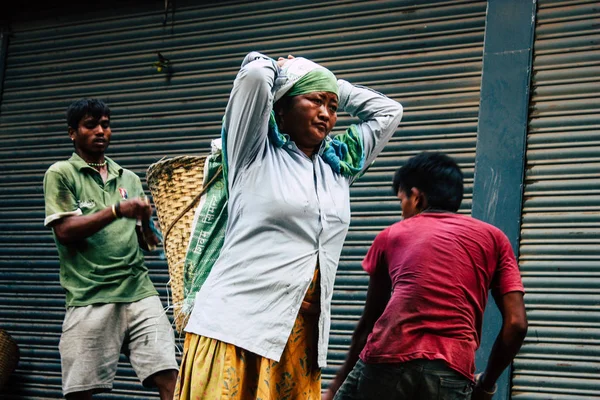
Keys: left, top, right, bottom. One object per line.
{"left": 0, "top": 0, "right": 485, "bottom": 397}
{"left": 512, "top": 0, "right": 600, "bottom": 399}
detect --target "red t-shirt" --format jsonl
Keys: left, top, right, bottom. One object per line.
{"left": 359, "top": 212, "right": 524, "bottom": 380}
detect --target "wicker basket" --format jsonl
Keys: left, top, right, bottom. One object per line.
{"left": 147, "top": 155, "right": 207, "bottom": 332}
{"left": 0, "top": 329, "right": 19, "bottom": 389}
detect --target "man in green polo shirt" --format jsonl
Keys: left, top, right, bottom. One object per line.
{"left": 43, "top": 99, "right": 178, "bottom": 400}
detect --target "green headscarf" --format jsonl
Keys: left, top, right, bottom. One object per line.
{"left": 284, "top": 68, "right": 339, "bottom": 98}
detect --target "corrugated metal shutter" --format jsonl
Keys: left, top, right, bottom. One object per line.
{"left": 512, "top": 1, "right": 600, "bottom": 399}
{"left": 0, "top": 0, "right": 485, "bottom": 397}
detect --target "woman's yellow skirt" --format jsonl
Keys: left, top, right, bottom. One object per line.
{"left": 175, "top": 267, "right": 322, "bottom": 400}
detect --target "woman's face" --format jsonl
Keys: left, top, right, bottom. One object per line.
{"left": 278, "top": 91, "right": 338, "bottom": 154}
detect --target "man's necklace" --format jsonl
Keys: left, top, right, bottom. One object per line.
{"left": 87, "top": 161, "right": 107, "bottom": 167}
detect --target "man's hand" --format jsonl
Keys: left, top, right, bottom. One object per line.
{"left": 472, "top": 373, "right": 497, "bottom": 400}
{"left": 119, "top": 198, "right": 153, "bottom": 220}
{"left": 141, "top": 219, "right": 160, "bottom": 248}
{"left": 471, "top": 374, "right": 498, "bottom": 400}
{"left": 125, "top": 197, "right": 161, "bottom": 251}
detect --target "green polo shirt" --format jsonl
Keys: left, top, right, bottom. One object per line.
{"left": 43, "top": 153, "right": 158, "bottom": 307}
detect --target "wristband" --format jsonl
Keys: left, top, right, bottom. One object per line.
{"left": 112, "top": 202, "right": 123, "bottom": 219}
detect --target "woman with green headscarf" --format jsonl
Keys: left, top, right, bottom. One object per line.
{"left": 175, "top": 52, "right": 403, "bottom": 400}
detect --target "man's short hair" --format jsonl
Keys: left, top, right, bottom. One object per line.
{"left": 392, "top": 152, "right": 464, "bottom": 212}
{"left": 66, "top": 99, "right": 110, "bottom": 130}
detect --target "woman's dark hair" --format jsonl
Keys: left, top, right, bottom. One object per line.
{"left": 392, "top": 152, "right": 464, "bottom": 212}
{"left": 66, "top": 98, "right": 110, "bottom": 130}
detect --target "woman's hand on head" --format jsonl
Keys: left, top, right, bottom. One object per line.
{"left": 277, "top": 54, "right": 295, "bottom": 67}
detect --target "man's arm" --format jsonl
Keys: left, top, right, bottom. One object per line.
{"left": 52, "top": 198, "right": 152, "bottom": 245}
{"left": 474, "top": 291, "right": 527, "bottom": 399}
{"left": 324, "top": 265, "right": 392, "bottom": 400}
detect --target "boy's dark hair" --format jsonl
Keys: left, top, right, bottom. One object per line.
{"left": 392, "top": 152, "right": 464, "bottom": 212}
{"left": 66, "top": 99, "right": 110, "bottom": 130}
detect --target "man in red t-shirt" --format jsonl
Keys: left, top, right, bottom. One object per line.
{"left": 325, "top": 152, "right": 527, "bottom": 400}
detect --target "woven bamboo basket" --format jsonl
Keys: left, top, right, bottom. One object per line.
{"left": 147, "top": 155, "right": 207, "bottom": 333}
{"left": 0, "top": 329, "right": 19, "bottom": 389}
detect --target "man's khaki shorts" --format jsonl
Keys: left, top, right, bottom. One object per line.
{"left": 59, "top": 295, "right": 178, "bottom": 396}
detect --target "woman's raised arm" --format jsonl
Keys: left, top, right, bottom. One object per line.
{"left": 337, "top": 80, "right": 403, "bottom": 181}
{"left": 223, "top": 52, "right": 280, "bottom": 185}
